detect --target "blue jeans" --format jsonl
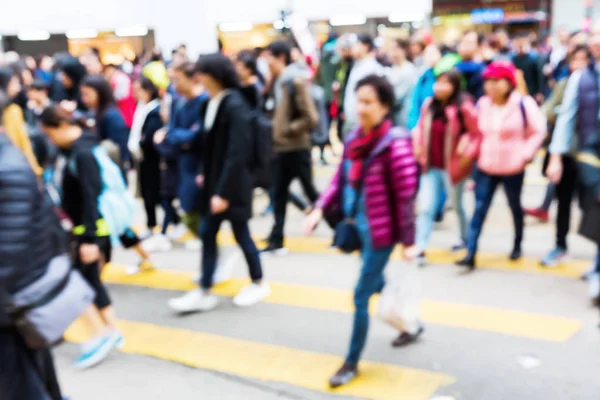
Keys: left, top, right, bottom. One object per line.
{"left": 199, "top": 214, "right": 262, "bottom": 289}
{"left": 416, "top": 169, "right": 467, "bottom": 252}
{"left": 161, "top": 196, "right": 181, "bottom": 235}
{"left": 467, "top": 170, "right": 525, "bottom": 256}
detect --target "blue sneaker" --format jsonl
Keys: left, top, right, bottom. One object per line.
{"left": 541, "top": 248, "right": 569, "bottom": 268}
{"left": 74, "top": 334, "right": 114, "bottom": 370}
{"left": 111, "top": 331, "right": 125, "bottom": 349}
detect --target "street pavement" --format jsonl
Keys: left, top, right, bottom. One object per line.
{"left": 54, "top": 157, "right": 600, "bottom": 400}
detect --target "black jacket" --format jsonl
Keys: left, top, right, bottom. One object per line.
{"left": 513, "top": 53, "right": 543, "bottom": 96}
{"left": 201, "top": 91, "right": 254, "bottom": 222}
{"left": 61, "top": 131, "right": 103, "bottom": 244}
{"left": 0, "top": 135, "right": 65, "bottom": 326}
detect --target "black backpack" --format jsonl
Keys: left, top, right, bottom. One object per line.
{"left": 249, "top": 109, "right": 273, "bottom": 189}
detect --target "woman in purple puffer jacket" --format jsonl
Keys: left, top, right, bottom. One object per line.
{"left": 304, "top": 75, "right": 419, "bottom": 388}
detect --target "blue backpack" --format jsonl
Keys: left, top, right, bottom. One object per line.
{"left": 70, "top": 146, "right": 136, "bottom": 246}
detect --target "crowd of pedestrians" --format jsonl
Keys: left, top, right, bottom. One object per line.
{"left": 1, "top": 23, "right": 600, "bottom": 398}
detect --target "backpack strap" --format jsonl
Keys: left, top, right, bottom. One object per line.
{"left": 520, "top": 98, "right": 528, "bottom": 131}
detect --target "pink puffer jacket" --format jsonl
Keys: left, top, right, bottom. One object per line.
{"left": 317, "top": 127, "right": 418, "bottom": 249}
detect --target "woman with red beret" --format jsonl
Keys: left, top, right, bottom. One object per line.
{"left": 456, "top": 62, "right": 547, "bottom": 270}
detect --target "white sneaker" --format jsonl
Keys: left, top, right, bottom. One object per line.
{"left": 184, "top": 238, "right": 202, "bottom": 251}
{"left": 233, "top": 283, "right": 271, "bottom": 307}
{"left": 168, "top": 223, "right": 190, "bottom": 241}
{"left": 588, "top": 273, "right": 600, "bottom": 300}
{"left": 168, "top": 290, "right": 219, "bottom": 313}
{"left": 142, "top": 234, "right": 173, "bottom": 253}
{"left": 138, "top": 228, "right": 153, "bottom": 240}
{"left": 74, "top": 333, "right": 115, "bottom": 370}
{"left": 192, "top": 252, "right": 240, "bottom": 285}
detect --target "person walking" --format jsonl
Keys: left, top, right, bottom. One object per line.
{"left": 40, "top": 105, "right": 124, "bottom": 369}
{"left": 168, "top": 53, "right": 270, "bottom": 312}
{"left": 456, "top": 30, "right": 486, "bottom": 100}
{"left": 261, "top": 41, "right": 319, "bottom": 255}
{"left": 546, "top": 31, "right": 600, "bottom": 301}
{"left": 304, "top": 75, "right": 419, "bottom": 388}
{"left": 456, "top": 62, "right": 547, "bottom": 270}
{"left": 0, "top": 92, "right": 66, "bottom": 400}
{"left": 413, "top": 69, "right": 481, "bottom": 265}
{"left": 525, "top": 45, "right": 590, "bottom": 267}
{"left": 386, "top": 39, "right": 417, "bottom": 128}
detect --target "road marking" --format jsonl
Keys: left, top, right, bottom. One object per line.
{"left": 103, "top": 265, "right": 582, "bottom": 342}
{"left": 65, "top": 319, "right": 455, "bottom": 400}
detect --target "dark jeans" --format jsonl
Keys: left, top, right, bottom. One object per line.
{"left": 467, "top": 170, "right": 525, "bottom": 256}
{"left": 161, "top": 196, "right": 181, "bottom": 235}
{"left": 200, "top": 214, "right": 262, "bottom": 289}
{"left": 267, "top": 187, "right": 308, "bottom": 212}
{"left": 269, "top": 150, "right": 319, "bottom": 246}
{"left": 555, "top": 156, "right": 578, "bottom": 250}
{"left": 74, "top": 236, "right": 112, "bottom": 310}
{"left": 0, "top": 328, "right": 62, "bottom": 400}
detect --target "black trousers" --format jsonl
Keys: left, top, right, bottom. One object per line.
{"left": 555, "top": 156, "right": 578, "bottom": 250}
{"left": 0, "top": 328, "right": 62, "bottom": 400}
{"left": 269, "top": 150, "right": 319, "bottom": 246}
{"left": 139, "top": 159, "right": 161, "bottom": 229}
{"left": 74, "top": 236, "right": 112, "bottom": 310}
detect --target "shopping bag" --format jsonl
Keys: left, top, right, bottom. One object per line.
{"left": 378, "top": 261, "right": 421, "bottom": 334}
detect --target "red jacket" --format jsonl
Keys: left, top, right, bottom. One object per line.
{"left": 412, "top": 98, "right": 481, "bottom": 184}
{"left": 110, "top": 71, "right": 136, "bottom": 128}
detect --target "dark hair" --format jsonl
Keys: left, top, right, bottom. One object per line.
{"left": 430, "top": 69, "right": 464, "bottom": 117}
{"left": 178, "top": 44, "right": 187, "bottom": 50}
{"left": 88, "top": 47, "right": 101, "bottom": 59}
{"left": 195, "top": 53, "right": 241, "bottom": 90}
{"left": 267, "top": 41, "right": 292, "bottom": 65}
{"left": 174, "top": 61, "right": 196, "bottom": 78}
{"left": 29, "top": 79, "right": 50, "bottom": 92}
{"left": 236, "top": 50, "right": 265, "bottom": 83}
{"left": 357, "top": 34, "right": 375, "bottom": 52}
{"left": 139, "top": 76, "right": 160, "bottom": 101}
{"left": 355, "top": 74, "right": 395, "bottom": 110}
{"left": 35, "top": 54, "right": 49, "bottom": 68}
{"left": 516, "top": 31, "right": 530, "bottom": 40}
{"left": 569, "top": 44, "right": 592, "bottom": 62}
{"left": 40, "top": 104, "right": 75, "bottom": 128}
{"left": 0, "top": 67, "right": 16, "bottom": 92}
{"left": 80, "top": 74, "right": 116, "bottom": 120}
{"left": 395, "top": 39, "right": 411, "bottom": 53}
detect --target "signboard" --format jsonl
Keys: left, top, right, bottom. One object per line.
{"left": 433, "top": 0, "right": 541, "bottom": 16}
{"left": 471, "top": 8, "right": 505, "bottom": 24}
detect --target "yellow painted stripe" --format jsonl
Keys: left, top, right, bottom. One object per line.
{"left": 65, "top": 319, "right": 454, "bottom": 400}
{"left": 103, "top": 265, "right": 582, "bottom": 342}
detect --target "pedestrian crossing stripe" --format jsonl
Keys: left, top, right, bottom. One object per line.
{"left": 65, "top": 319, "right": 454, "bottom": 400}
{"left": 103, "top": 265, "right": 582, "bottom": 342}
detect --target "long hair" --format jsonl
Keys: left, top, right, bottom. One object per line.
{"left": 81, "top": 74, "right": 116, "bottom": 121}
{"left": 237, "top": 50, "right": 265, "bottom": 84}
{"left": 430, "top": 69, "right": 465, "bottom": 119}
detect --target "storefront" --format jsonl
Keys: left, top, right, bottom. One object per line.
{"left": 432, "top": 0, "right": 550, "bottom": 38}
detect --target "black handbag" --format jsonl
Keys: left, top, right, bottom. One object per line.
{"left": 331, "top": 158, "right": 372, "bottom": 254}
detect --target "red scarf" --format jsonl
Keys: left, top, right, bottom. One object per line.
{"left": 347, "top": 119, "right": 392, "bottom": 188}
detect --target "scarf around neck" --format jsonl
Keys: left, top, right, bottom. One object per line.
{"left": 347, "top": 119, "right": 392, "bottom": 188}
{"left": 128, "top": 99, "right": 160, "bottom": 161}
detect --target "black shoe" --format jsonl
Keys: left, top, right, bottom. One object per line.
{"left": 434, "top": 211, "right": 444, "bottom": 223}
{"left": 260, "top": 243, "right": 289, "bottom": 257}
{"left": 392, "top": 326, "right": 424, "bottom": 348}
{"left": 329, "top": 363, "right": 358, "bottom": 388}
{"left": 509, "top": 248, "right": 522, "bottom": 261}
{"left": 456, "top": 255, "right": 476, "bottom": 270}
{"left": 416, "top": 252, "right": 427, "bottom": 267}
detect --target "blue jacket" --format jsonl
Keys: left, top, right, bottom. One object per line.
{"left": 97, "top": 106, "right": 130, "bottom": 163}
{"left": 156, "top": 93, "right": 208, "bottom": 212}
{"left": 456, "top": 61, "right": 485, "bottom": 100}
{"left": 407, "top": 68, "right": 436, "bottom": 130}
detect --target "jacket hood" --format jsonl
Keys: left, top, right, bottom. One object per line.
{"left": 63, "top": 129, "right": 99, "bottom": 156}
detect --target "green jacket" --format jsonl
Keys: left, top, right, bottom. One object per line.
{"left": 541, "top": 78, "right": 568, "bottom": 148}
{"left": 316, "top": 41, "right": 339, "bottom": 104}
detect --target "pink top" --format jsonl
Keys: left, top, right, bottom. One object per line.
{"left": 476, "top": 92, "right": 547, "bottom": 176}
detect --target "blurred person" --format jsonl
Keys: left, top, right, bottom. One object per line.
{"left": 316, "top": 33, "right": 340, "bottom": 163}
{"left": 456, "top": 30, "right": 486, "bottom": 100}
{"left": 104, "top": 64, "right": 136, "bottom": 128}
{"left": 551, "top": 30, "right": 588, "bottom": 86}
{"left": 407, "top": 44, "right": 442, "bottom": 130}
{"left": 55, "top": 55, "right": 87, "bottom": 111}
{"left": 25, "top": 80, "right": 55, "bottom": 168}
{"left": 80, "top": 75, "right": 129, "bottom": 165}
{"left": 26, "top": 79, "right": 52, "bottom": 124}
{"left": 0, "top": 92, "right": 65, "bottom": 400}
{"left": 333, "top": 34, "right": 356, "bottom": 141}
{"left": 525, "top": 45, "right": 591, "bottom": 267}
{"left": 152, "top": 61, "right": 208, "bottom": 251}
{"left": 3, "top": 51, "right": 20, "bottom": 64}
{"left": 410, "top": 36, "right": 427, "bottom": 69}
{"left": 513, "top": 32, "right": 545, "bottom": 103}
{"left": 549, "top": 28, "right": 570, "bottom": 70}
{"left": 0, "top": 67, "right": 43, "bottom": 175}
{"left": 494, "top": 29, "right": 512, "bottom": 61}
{"left": 343, "top": 34, "right": 384, "bottom": 136}
{"left": 413, "top": 69, "right": 481, "bottom": 265}
{"left": 168, "top": 53, "right": 270, "bottom": 313}
{"left": 128, "top": 77, "right": 164, "bottom": 260}
{"left": 457, "top": 62, "right": 547, "bottom": 270}
{"left": 235, "top": 50, "right": 265, "bottom": 109}
{"left": 386, "top": 39, "right": 417, "bottom": 128}
{"left": 546, "top": 31, "right": 600, "bottom": 298}
{"left": 80, "top": 47, "right": 103, "bottom": 75}
{"left": 40, "top": 105, "right": 124, "bottom": 369}
{"left": 304, "top": 75, "right": 419, "bottom": 388}
{"left": 261, "top": 41, "right": 319, "bottom": 255}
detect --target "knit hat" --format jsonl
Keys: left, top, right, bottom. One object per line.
{"left": 142, "top": 61, "right": 170, "bottom": 90}
{"left": 482, "top": 61, "right": 517, "bottom": 87}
